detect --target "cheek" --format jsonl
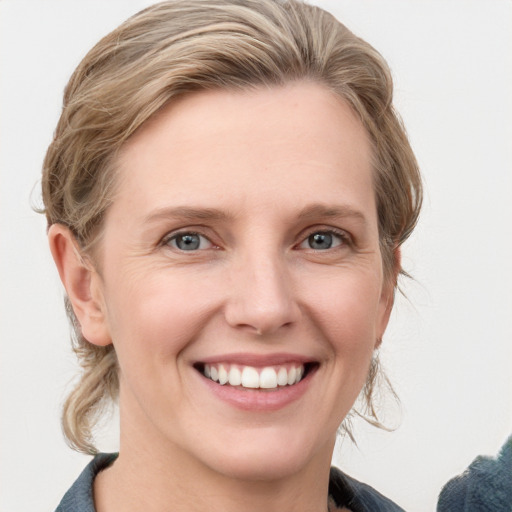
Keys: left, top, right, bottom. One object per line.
{"left": 304, "top": 269, "right": 383, "bottom": 346}
{"left": 104, "top": 268, "right": 220, "bottom": 361}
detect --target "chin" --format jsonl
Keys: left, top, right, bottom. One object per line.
{"left": 211, "top": 451, "right": 307, "bottom": 482}
{"left": 198, "top": 427, "right": 330, "bottom": 482}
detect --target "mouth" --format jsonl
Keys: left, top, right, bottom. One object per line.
{"left": 193, "top": 362, "right": 318, "bottom": 391}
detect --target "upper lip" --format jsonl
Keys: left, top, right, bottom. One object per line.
{"left": 196, "top": 352, "right": 316, "bottom": 367}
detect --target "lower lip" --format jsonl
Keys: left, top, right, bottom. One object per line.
{"left": 197, "top": 368, "right": 316, "bottom": 412}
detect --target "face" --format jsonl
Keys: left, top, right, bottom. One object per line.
{"left": 91, "top": 82, "right": 394, "bottom": 480}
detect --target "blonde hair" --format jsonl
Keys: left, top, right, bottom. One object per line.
{"left": 42, "top": 0, "right": 422, "bottom": 454}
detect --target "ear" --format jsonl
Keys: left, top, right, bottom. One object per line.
{"left": 48, "top": 224, "right": 111, "bottom": 347}
{"left": 375, "top": 247, "right": 401, "bottom": 349}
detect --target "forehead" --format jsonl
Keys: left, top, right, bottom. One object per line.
{"left": 112, "top": 82, "right": 376, "bottom": 226}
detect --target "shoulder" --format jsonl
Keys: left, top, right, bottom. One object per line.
{"left": 329, "top": 466, "right": 406, "bottom": 512}
{"left": 55, "top": 453, "right": 118, "bottom": 512}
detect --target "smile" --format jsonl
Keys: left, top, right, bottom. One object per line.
{"left": 193, "top": 357, "right": 319, "bottom": 410}
{"left": 202, "top": 363, "right": 306, "bottom": 389}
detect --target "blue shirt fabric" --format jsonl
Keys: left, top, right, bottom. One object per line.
{"left": 55, "top": 454, "right": 117, "bottom": 512}
{"left": 437, "top": 436, "right": 512, "bottom": 512}
{"left": 54, "top": 453, "right": 405, "bottom": 512}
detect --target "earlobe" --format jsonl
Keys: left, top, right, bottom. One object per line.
{"left": 48, "top": 224, "right": 111, "bottom": 347}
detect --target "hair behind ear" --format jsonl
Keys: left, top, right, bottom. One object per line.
{"left": 48, "top": 224, "right": 118, "bottom": 453}
{"left": 61, "top": 332, "right": 118, "bottom": 454}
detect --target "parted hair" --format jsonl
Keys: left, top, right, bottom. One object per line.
{"left": 42, "top": 0, "right": 422, "bottom": 454}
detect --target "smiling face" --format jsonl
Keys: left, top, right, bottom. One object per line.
{"left": 89, "top": 82, "right": 394, "bottom": 481}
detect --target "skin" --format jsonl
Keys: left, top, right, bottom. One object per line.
{"left": 49, "top": 82, "right": 396, "bottom": 512}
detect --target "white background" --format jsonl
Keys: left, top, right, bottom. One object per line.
{"left": 1, "top": 1, "right": 511, "bottom": 511}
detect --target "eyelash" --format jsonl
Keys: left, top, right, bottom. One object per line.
{"left": 160, "top": 227, "right": 352, "bottom": 253}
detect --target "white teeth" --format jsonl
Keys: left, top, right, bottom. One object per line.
{"left": 228, "top": 366, "right": 242, "bottom": 386}
{"left": 202, "top": 363, "right": 308, "bottom": 389}
{"left": 277, "top": 367, "right": 288, "bottom": 386}
{"left": 295, "top": 366, "right": 303, "bottom": 384}
{"left": 218, "top": 364, "right": 228, "bottom": 385}
{"left": 259, "top": 367, "right": 277, "bottom": 389}
{"left": 241, "top": 366, "right": 260, "bottom": 388}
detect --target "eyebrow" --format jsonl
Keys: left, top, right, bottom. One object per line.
{"left": 144, "top": 206, "right": 232, "bottom": 224}
{"left": 297, "top": 204, "right": 368, "bottom": 225}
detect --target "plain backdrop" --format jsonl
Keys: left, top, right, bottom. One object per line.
{"left": 1, "top": 1, "right": 511, "bottom": 511}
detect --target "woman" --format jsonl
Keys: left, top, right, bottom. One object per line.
{"left": 42, "top": 0, "right": 421, "bottom": 510}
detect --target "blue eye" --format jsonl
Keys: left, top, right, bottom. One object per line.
{"left": 167, "top": 232, "right": 212, "bottom": 251}
{"left": 300, "top": 231, "right": 344, "bottom": 250}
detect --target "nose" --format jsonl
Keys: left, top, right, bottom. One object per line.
{"left": 224, "top": 250, "right": 301, "bottom": 336}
